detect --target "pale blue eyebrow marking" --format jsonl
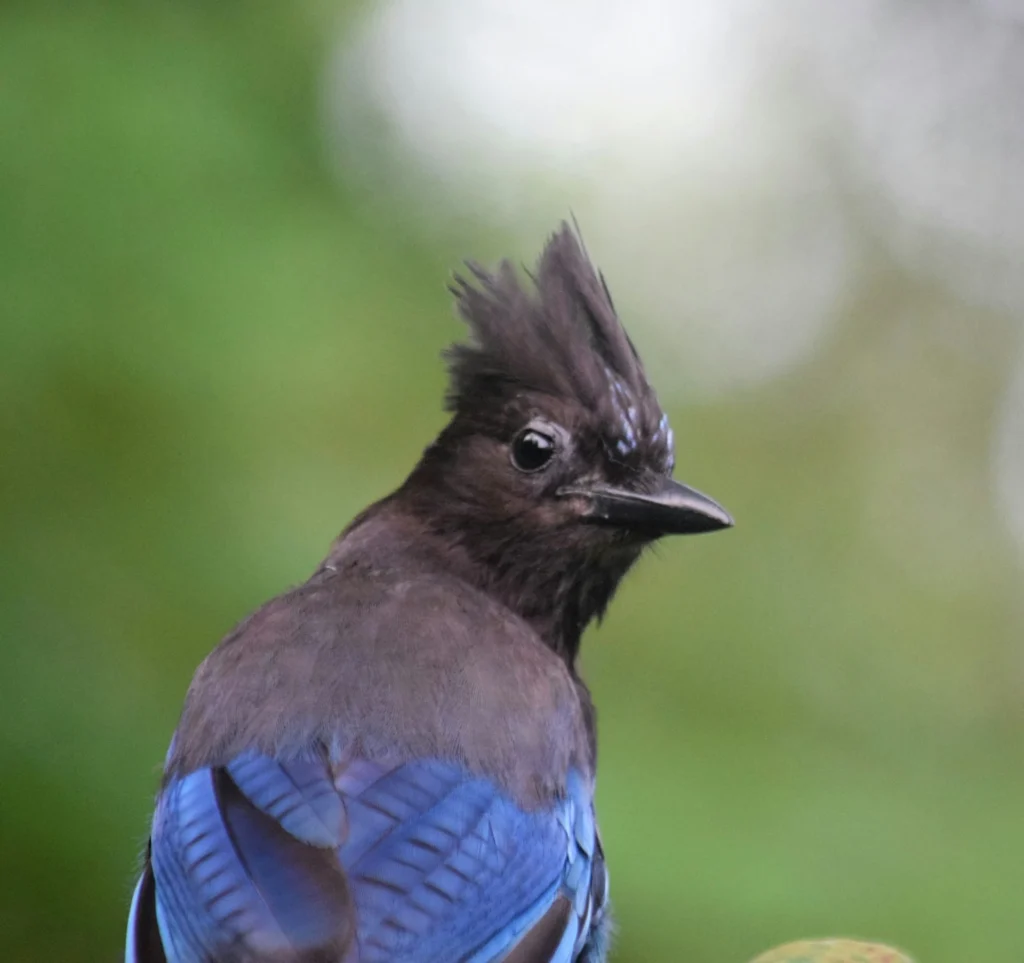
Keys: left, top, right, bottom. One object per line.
{"left": 654, "top": 413, "right": 671, "bottom": 443}
{"left": 604, "top": 365, "right": 677, "bottom": 467}
{"left": 608, "top": 373, "right": 638, "bottom": 452}
{"left": 601, "top": 366, "right": 675, "bottom": 471}
{"left": 653, "top": 412, "right": 675, "bottom": 471}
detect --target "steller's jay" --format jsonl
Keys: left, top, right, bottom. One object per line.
{"left": 125, "top": 223, "right": 732, "bottom": 963}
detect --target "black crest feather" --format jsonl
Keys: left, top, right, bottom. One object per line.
{"left": 446, "top": 222, "right": 674, "bottom": 469}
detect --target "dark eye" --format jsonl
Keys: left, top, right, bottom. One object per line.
{"left": 510, "top": 428, "right": 557, "bottom": 473}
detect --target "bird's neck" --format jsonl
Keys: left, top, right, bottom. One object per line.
{"left": 426, "top": 532, "right": 623, "bottom": 665}
{"left": 336, "top": 495, "right": 637, "bottom": 665}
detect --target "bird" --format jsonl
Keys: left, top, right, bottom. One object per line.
{"left": 124, "top": 222, "right": 733, "bottom": 963}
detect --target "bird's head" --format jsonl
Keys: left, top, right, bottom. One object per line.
{"left": 400, "top": 223, "right": 732, "bottom": 656}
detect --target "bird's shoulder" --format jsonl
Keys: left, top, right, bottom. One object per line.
{"left": 167, "top": 544, "right": 589, "bottom": 806}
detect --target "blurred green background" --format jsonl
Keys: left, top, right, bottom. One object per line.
{"left": 3, "top": 3, "right": 1023, "bottom": 962}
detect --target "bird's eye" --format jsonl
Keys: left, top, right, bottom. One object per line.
{"left": 510, "top": 428, "right": 557, "bottom": 473}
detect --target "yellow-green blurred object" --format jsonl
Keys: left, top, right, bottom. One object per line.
{"left": 750, "top": 939, "right": 915, "bottom": 963}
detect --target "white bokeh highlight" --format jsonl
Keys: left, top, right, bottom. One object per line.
{"left": 799, "top": 0, "right": 1024, "bottom": 317}
{"left": 326, "top": 0, "right": 855, "bottom": 397}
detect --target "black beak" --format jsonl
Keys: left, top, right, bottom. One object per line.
{"left": 559, "top": 477, "right": 733, "bottom": 536}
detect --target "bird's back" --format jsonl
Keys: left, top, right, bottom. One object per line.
{"left": 127, "top": 511, "right": 608, "bottom": 962}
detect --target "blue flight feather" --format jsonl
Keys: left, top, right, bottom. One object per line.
{"left": 226, "top": 751, "right": 345, "bottom": 848}
{"left": 137, "top": 751, "right": 605, "bottom": 962}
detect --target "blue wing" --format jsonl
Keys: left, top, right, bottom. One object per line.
{"left": 127, "top": 750, "right": 607, "bottom": 963}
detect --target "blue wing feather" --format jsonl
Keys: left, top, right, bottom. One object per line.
{"left": 227, "top": 751, "right": 345, "bottom": 848}
{"left": 134, "top": 752, "right": 605, "bottom": 963}
{"left": 125, "top": 864, "right": 166, "bottom": 963}
{"left": 340, "top": 761, "right": 573, "bottom": 961}
{"left": 149, "top": 766, "right": 350, "bottom": 962}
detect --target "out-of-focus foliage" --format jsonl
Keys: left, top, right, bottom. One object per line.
{"left": 750, "top": 940, "right": 914, "bottom": 963}
{"left": 1, "top": 4, "right": 1022, "bottom": 963}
